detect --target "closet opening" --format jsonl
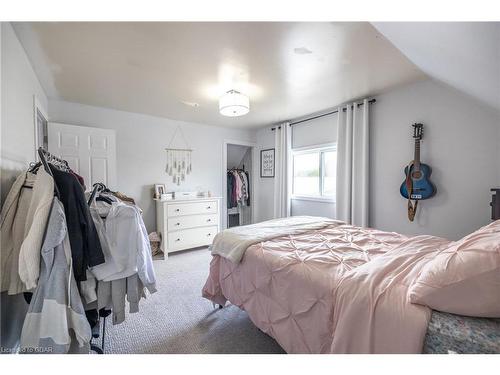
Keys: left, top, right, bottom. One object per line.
{"left": 222, "top": 141, "right": 256, "bottom": 230}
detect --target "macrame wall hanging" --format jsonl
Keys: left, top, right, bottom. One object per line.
{"left": 165, "top": 125, "right": 192, "bottom": 186}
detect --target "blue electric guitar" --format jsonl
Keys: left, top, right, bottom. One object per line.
{"left": 400, "top": 123, "right": 436, "bottom": 201}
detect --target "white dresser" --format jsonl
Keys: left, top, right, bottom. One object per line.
{"left": 155, "top": 197, "right": 221, "bottom": 257}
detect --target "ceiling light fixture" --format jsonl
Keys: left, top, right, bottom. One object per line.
{"left": 219, "top": 90, "right": 250, "bottom": 117}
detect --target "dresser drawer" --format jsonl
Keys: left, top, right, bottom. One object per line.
{"left": 167, "top": 200, "right": 218, "bottom": 217}
{"left": 168, "top": 214, "right": 218, "bottom": 231}
{"left": 167, "top": 225, "right": 218, "bottom": 251}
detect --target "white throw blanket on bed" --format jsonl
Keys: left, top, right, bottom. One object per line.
{"left": 210, "top": 216, "right": 343, "bottom": 263}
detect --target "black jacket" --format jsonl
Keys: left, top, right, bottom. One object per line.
{"left": 49, "top": 165, "right": 105, "bottom": 281}
{"left": 227, "top": 172, "right": 234, "bottom": 208}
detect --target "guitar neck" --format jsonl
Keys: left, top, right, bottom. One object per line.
{"left": 414, "top": 139, "right": 421, "bottom": 170}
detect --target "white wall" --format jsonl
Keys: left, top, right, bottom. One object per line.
{"left": 256, "top": 79, "right": 500, "bottom": 240}
{"left": 498, "top": 125, "right": 500, "bottom": 187}
{"left": 292, "top": 198, "right": 335, "bottom": 218}
{"left": 255, "top": 127, "right": 275, "bottom": 222}
{"left": 0, "top": 22, "right": 49, "bottom": 351}
{"left": 1, "top": 23, "right": 48, "bottom": 203}
{"left": 371, "top": 79, "right": 500, "bottom": 240}
{"left": 48, "top": 99, "right": 256, "bottom": 232}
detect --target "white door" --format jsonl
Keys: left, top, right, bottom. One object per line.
{"left": 48, "top": 122, "right": 117, "bottom": 191}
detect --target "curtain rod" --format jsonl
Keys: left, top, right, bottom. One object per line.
{"left": 271, "top": 99, "right": 376, "bottom": 131}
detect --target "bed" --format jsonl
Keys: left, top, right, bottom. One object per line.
{"left": 424, "top": 311, "right": 500, "bottom": 353}
{"left": 202, "top": 216, "right": 500, "bottom": 354}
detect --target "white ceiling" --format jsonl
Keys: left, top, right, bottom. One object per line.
{"left": 372, "top": 22, "right": 500, "bottom": 112}
{"left": 13, "top": 22, "right": 426, "bottom": 128}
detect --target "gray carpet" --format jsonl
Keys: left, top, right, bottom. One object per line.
{"left": 102, "top": 248, "right": 285, "bottom": 354}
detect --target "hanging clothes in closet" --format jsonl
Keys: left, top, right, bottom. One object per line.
{"left": 227, "top": 169, "right": 250, "bottom": 208}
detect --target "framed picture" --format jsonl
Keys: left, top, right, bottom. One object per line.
{"left": 260, "top": 148, "right": 275, "bottom": 178}
{"left": 154, "top": 184, "right": 166, "bottom": 199}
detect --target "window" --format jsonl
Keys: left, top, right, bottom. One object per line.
{"left": 292, "top": 145, "right": 336, "bottom": 200}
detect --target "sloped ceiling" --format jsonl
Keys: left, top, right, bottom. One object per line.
{"left": 372, "top": 22, "right": 500, "bottom": 112}
{"left": 227, "top": 144, "right": 250, "bottom": 169}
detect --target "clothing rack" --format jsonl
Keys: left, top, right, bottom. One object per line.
{"left": 90, "top": 319, "right": 106, "bottom": 354}
{"left": 87, "top": 178, "right": 107, "bottom": 354}
{"left": 228, "top": 165, "right": 246, "bottom": 172}
{"left": 35, "top": 150, "right": 107, "bottom": 354}
{"left": 271, "top": 99, "right": 376, "bottom": 131}
{"left": 88, "top": 182, "right": 109, "bottom": 206}
{"left": 87, "top": 182, "right": 110, "bottom": 355}
{"left": 23, "top": 150, "right": 147, "bottom": 355}
{"left": 36, "top": 147, "right": 63, "bottom": 198}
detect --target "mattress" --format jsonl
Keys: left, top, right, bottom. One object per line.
{"left": 203, "top": 222, "right": 458, "bottom": 353}
{"left": 424, "top": 311, "right": 500, "bottom": 354}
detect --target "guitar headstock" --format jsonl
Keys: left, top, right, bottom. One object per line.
{"left": 413, "top": 123, "right": 424, "bottom": 140}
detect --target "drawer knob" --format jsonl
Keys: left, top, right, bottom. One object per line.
{"left": 175, "top": 222, "right": 180, "bottom": 226}
{"left": 175, "top": 209, "right": 180, "bottom": 212}
{"left": 176, "top": 238, "right": 181, "bottom": 242}
{"left": 207, "top": 233, "right": 212, "bottom": 236}
{"left": 207, "top": 206, "right": 211, "bottom": 209}
{"left": 207, "top": 219, "right": 211, "bottom": 222}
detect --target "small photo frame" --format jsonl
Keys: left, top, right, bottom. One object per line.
{"left": 260, "top": 148, "right": 275, "bottom": 178}
{"left": 154, "top": 184, "right": 166, "bottom": 199}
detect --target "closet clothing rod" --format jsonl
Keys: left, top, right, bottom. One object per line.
{"left": 271, "top": 99, "right": 376, "bottom": 131}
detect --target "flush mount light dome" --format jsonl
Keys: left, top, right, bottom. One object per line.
{"left": 219, "top": 90, "right": 250, "bottom": 117}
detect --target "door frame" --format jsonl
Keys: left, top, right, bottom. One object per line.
{"left": 33, "top": 94, "right": 49, "bottom": 161}
{"left": 222, "top": 139, "right": 257, "bottom": 230}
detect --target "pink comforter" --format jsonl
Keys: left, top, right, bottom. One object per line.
{"left": 202, "top": 224, "right": 451, "bottom": 353}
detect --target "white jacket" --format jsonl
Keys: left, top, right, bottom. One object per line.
{"left": 1, "top": 169, "right": 54, "bottom": 294}
{"left": 90, "top": 200, "right": 156, "bottom": 293}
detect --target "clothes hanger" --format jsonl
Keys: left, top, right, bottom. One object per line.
{"left": 96, "top": 195, "right": 114, "bottom": 205}
{"left": 88, "top": 182, "right": 115, "bottom": 205}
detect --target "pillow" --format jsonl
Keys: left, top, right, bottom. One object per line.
{"left": 409, "top": 220, "right": 500, "bottom": 317}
